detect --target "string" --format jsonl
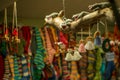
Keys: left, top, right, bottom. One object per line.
{"left": 4, "top": 8, "right": 7, "bottom": 34}
{"left": 63, "top": 0, "right": 66, "bottom": 17}
{"left": 97, "top": 20, "right": 99, "bottom": 31}
{"left": 105, "top": 19, "right": 108, "bottom": 38}
{"left": 89, "top": 25, "right": 91, "bottom": 37}
{"left": 14, "top": 2, "right": 18, "bottom": 29}
{"left": 81, "top": 28, "right": 83, "bottom": 40}
{"left": 12, "top": 3, "right": 15, "bottom": 31}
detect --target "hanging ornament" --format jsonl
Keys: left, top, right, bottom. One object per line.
{"left": 85, "top": 26, "right": 95, "bottom": 50}
{"left": 94, "top": 20, "right": 102, "bottom": 46}
{"left": 78, "top": 28, "right": 86, "bottom": 53}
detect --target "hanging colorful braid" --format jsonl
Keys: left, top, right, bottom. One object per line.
{"left": 14, "top": 55, "right": 21, "bottom": 80}
{"left": 33, "top": 27, "right": 45, "bottom": 80}
{"left": 21, "top": 55, "right": 30, "bottom": 80}
{"left": 3, "top": 55, "right": 11, "bottom": 80}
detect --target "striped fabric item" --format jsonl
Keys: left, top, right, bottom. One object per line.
{"left": 79, "top": 52, "right": 88, "bottom": 80}
{"left": 70, "top": 61, "right": 80, "bottom": 80}
{"left": 3, "top": 56, "right": 11, "bottom": 80}
{"left": 17, "top": 57, "right": 23, "bottom": 78}
{"left": 7, "top": 55, "right": 14, "bottom": 80}
{"left": 61, "top": 54, "right": 70, "bottom": 80}
{"left": 14, "top": 55, "right": 21, "bottom": 80}
{"left": 33, "top": 27, "right": 45, "bottom": 79}
{"left": 21, "top": 55, "right": 30, "bottom": 79}
{"left": 45, "top": 27, "right": 56, "bottom": 64}
{"left": 0, "top": 55, "right": 4, "bottom": 80}
{"left": 87, "top": 50, "right": 96, "bottom": 80}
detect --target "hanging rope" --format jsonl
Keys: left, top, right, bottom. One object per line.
{"left": 12, "top": 3, "right": 15, "bottom": 31}
{"left": 4, "top": 8, "right": 7, "bottom": 35}
{"left": 89, "top": 25, "right": 91, "bottom": 37}
{"left": 105, "top": 19, "right": 108, "bottom": 38}
{"left": 63, "top": 0, "right": 66, "bottom": 17}
{"left": 81, "top": 28, "right": 83, "bottom": 40}
{"left": 97, "top": 20, "right": 99, "bottom": 31}
{"left": 14, "top": 2, "right": 18, "bottom": 29}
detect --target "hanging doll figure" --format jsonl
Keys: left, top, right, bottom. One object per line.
{"left": 85, "top": 36, "right": 96, "bottom": 80}
{"left": 103, "top": 40, "right": 115, "bottom": 80}
{"left": 94, "top": 31, "right": 102, "bottom": 47}
{"left": 78, "top": 39, "right": 88, "bottom": 80}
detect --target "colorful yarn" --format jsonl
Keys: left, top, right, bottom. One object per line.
{"left": 14, "top": 55, "right": 21, "bottom": 80}
{"left": 33, "top": 27, "right": 45, "bottom": 80}
{"left": 70, "top": 61, "right": 80, "bottom": 80}
{"left": 45, "top": 27, "right": 56, "bottom": 64}
{"left": 7, "top": 55, "right": 14, "bottom": 80}
{"left": 93, "top": 47, "right": 103, "bottom": 80}
{"left": 3, "top": 56, "right": 11, "bottom": 80}
{"left": 21, "top": 55, "right": 30, "bottom": 79}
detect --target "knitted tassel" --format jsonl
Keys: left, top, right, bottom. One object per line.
{"left": 3, "top": 56, "right": 11, "bottom": 80}
{"left": 78, "top": 52, "right": 88, "bottom": 80}
{"left": 14, "top": 55, "right": 21, "bottom": 80}
{"left": 87, "top": 50, "right": 96, "bottom": 80}
{"left": 61, "top": 53, "right": 70, "bottom": 80}
{"left": 33, "top": 27, "right": 45, "bottom": 80}
{"left": 93, "top": 47, "right": 103, "bottom": 80}
{"left": 70, "top": 61, "right": 80, "bottom": 80}
{"left": 7, "top": 55, "right": 14, "bottom": 80}
{"left": 17, "top": 57, "right": 23, "bottom": 78}
{"left": 21, "top": 55, "right": 30, "bottom": 80}
{"left": 45, "top": 27, "right": 56, "bottom": 64}
{"left": 100, "top": 57, "right": 106, "bottom": 80}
